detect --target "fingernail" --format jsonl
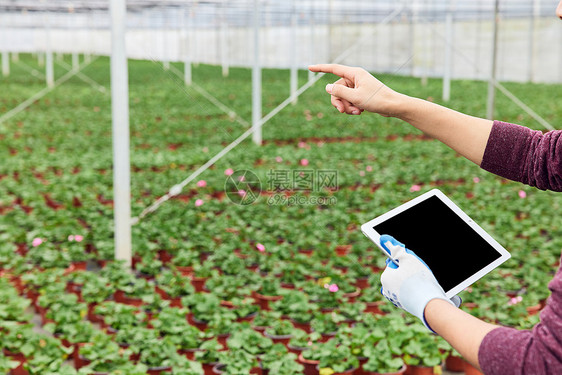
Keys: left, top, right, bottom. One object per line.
{"left": 352, "top": 110, "right": 360, "bottom": 115}
{"left": 325, "top": 84, "right": 334, "bottom": 94}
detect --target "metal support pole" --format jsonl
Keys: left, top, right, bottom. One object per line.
{"left": 72, "top": 53, "right": 79, "bottom": 71}
{"left": 252, "top": 0, "right": 262, "bottom": 146}
{"left": 308, "top": 1, "right": 315, "bottom": 81}
{"left": 2, "top": 52, "right": 9, "bottom": 76}
{"left": 442, "top": 4, "right": 453, "bottom": 102}
{"left": 290, "top": 0, "right": 298, "bottom": 104}
{"left": 181, "top": 8, "right": 192, "bottom": 85}
{"left": 486, "top": 0, "right": 500, "bottom": 120}
{"left": 220, "top": 4, "right": 229, "bottom": 77}
{"left": 527, "top": 0, "right": 539, "bottom": 82}
{"left": 110, "top": 0, "right": 132, "bottom": 267}
{"left": 45, "top": 14, "right": 54, "bottom": 88}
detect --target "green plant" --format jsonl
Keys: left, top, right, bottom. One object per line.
{"left": 114, "top": 326, "right": 159, "bottom": 354}
{"left": 362, "top": 339, "right": 405, "bottom": 374}
{"left": 156, "top": 268, "right": 195, "bottom": 298}
{"left": 194, "top": 338, "right": 224, "bottom": 364}
{"left": 401, "top": 323, "right": 446, "bottom": 368}
{"left": 23, "top": 336, "right": 73, "bottom": 375}
{"left": 94, "top": 301, "right": 147, "bottom": 330}
{"left": 216, "top": 348, "right": 259, "bottom": 375}
{"left": 307, "top": 340, "right": 359, "bottom": 373}
{"left": 81, "top": 275, "right": 114, "bottom": 304}
{"left": 311, "top": 312, "right": 345, "bottom": 335}
{"left": 0, "top": 321, "right": 39, "bottom": 357}
{"left": 139, "top": 336, "right": 185, "bottom": 369}
{"left": 151, "top": 307, "right": 204, "bottom": 350}
{"left": 0, "top": 352, "right": 20, "bottom": 373}
{"left": 44, "top": 320, "right": 95, "bottom": 344}
{"left": 265, "top": 319, "right": 295, "bottom": 337}
{"left": 252, "top": 310, "right": 282, "bottom": 328}
{"left": 227, "top": 326, "right": 274, "bottom": 356}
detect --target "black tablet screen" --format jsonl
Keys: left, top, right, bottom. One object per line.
{"left": 372, "top": 196, "right": 501, "bottom": 293}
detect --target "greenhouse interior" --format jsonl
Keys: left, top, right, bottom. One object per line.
{"left": 1, "top": 0, "right": 561, "bottom": 374}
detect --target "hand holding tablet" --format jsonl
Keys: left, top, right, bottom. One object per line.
{"left": 361, "top": 189, "right": 511, "bottom": 299}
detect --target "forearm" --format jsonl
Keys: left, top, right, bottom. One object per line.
{"left": 393, "top": 95, "right": 493, "bottom": 166}
{"left": 424, "top": 298, "right": 498, "bottom": 371}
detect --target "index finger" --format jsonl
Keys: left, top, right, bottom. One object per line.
{"left": 308, "top": 64, "right": 358, "bottom": 81}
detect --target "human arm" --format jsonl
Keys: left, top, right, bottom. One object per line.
{"left": 424, "top": 299, "right": 497, "bottom": 371}
{"left": 308, "top": 64, "right": 493, "bottom": 166}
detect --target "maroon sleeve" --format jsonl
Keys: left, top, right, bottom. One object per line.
{"left": 478, "top": 120, "right": 562, "bottom": 374}
{"left": 480, "top": 121, "right": 562, "bottom": 192}
{"left": 478, "top": 264, "right": 562, "bottom": 375}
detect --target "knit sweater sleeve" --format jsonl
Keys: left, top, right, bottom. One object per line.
{"left": 477, "top": 120, "right": 562, "bottom": 374}
{"left": 480, "top": 120, "right": 562, "bottom": 192}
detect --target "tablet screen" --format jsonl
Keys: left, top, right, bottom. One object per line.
{"left": 371, "top": 195, "right": 502, "bottom": 293}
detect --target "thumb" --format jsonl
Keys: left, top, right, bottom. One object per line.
{"left": 326, "top": 83, "right": 357, "bottom": 103}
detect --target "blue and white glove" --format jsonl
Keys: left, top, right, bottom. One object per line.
{"left": 379, "top": 235, "right": 461, "bottom": 332}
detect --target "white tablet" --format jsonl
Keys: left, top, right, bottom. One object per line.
{"left": 361, "top": 189, "right": 511, "bottom": 298}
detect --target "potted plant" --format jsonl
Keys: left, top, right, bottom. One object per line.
{"left": 113, "top": 277, "right": 154, "bottom": 306}
{"left": 94, "top": 301, "right": 147, "bottom": 333}
{"left": 182, "top": 293, "right": 222, "bottom": 330}
{"left": 114, "top": 325, "right": 159, "bottom": 360}
{"left": 23, "top": 336, "right": 73, "bottom": 375}
{"left": 400, "top": 323, "right": 446, "bottom": 375}
{"left": 253, "top": 276, "right": 284, "bottom": 310}
{"left": 139, "top": 336, "right": 186, "bottom": 374}
{"left": 288, "top": 329, "right": 317, "bottom": 355}
{"left": 75, "top": 331, "right": 131, "bottom": 370}
{"left": 0, "top": 351, "right": 20, "bottom": 374}
{"left": 358, "top": 286, "right": 386, "bottom": 315}
{"left": 311, "top": 312, "right": 346, "bottom": 342}
{"left": 271, "top": 290, "right": 318, "bottom": 333}
{"left": 194, "top": 338, "right": 224, "bottom": 375}
{"left": 81, "top": 274, "right": 114, "bottom": 323}
{"left": 155, "top": 268, "right": 195, "bottom": 307}
{"left": 172, "top": 250, "right": 200, "bottom": 276}
{"left": 261, "top": 345, "right": 304, "bottom": 375}
{"left": 151, "top": 307, "right": 205, "bottom": 359}
{"left": 264, "top": 319, "right": 295, "bottom": 346}
{"left": 190, "top": 263, "right": 219, "bottom": 292}
{"left": 251, "top": 310, "right": 282, "bottom": 333}
{"left": 316, "top": 340, "right": 359, "bottom": 375}
{"left": 361, "top": 339, "right": 406, "bottom": 375}
{"left": 227, "top": 326, "right": 274, "bottom": 357}
{"left": 214, "top": 349, "right": 260, "bottom": 375}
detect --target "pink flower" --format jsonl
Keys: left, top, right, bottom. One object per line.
{"left": 366, "top": 166, "right": 373, "bottom": 172}
{"left": 224, "top": 168, "right": 234, "bottom": 176}
{"left": 300, "top": 159, "right": 309, "bottom": 166}
{"left": 298, "top": 141, "right": 307, "bottom": 148}
{"left": 275, "top": 156, "right": 283, "bottom": 163}
{"left": 256, "top": 243, "right": 266, "bottom": 252}
{"left": 518, "top": 190, "right": 527, "bottom": 199}
{"left": 75, "top": 235, "right": 84, "bottom": 242}
{"left": 202, "top": 147, "right": 209, "bottom": 153}
{"left": 410, "top": 184, "right": 421, "bottom": 192}
{"left": 508, "top": 296, "right": 523, "bottom": 306}
{"left": 197, "top": 180, "right": 207, "bottom": 188}
{"left": 328, "top": 284, "right": 339, "bottom": 293}
{"left": 359, "top": 171, "right": 365, "bottom": 176}
{"left": 68, "top": 235, "right": 75, "bottom": 242}
{"left": 473, "top": 177, "right": 480, "bottom": 183}
{"left": 32, "top": 238, "right": 43, "bottom": 247}
{"left": 195, "top": 199, "right": 204, "bottom": 207}
{"left": 238, "top": 189, "right": 247, "bottom": 197}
